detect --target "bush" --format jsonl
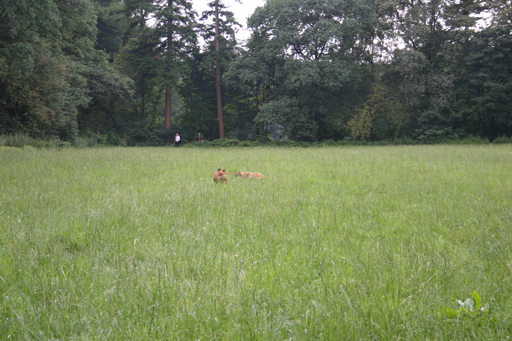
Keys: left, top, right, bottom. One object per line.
{"left": 106, "top": 131, "right": 121, "bottom": 146}
{"left": 316, "top": 139, "right": 338, "bottom": 147}
{"left": 1, "top": 133, "right": 508, "bottom": 149}
{"left": 127, "top": 124, "right": 187, "bottom": 146}
{"left": 393, "top": 137, "right": 420, "bottom": 145}
{"left": 0, "top": 146, "right": 22, "bottom": 152}
{"left": 73, "top": 132, "right": 109, "bottom": 148}
{"left": 493, "top": 135, "right": 512, "bottom": 144}
{"left": 0, "top": 133, "right": 64, "bottom": 148}
{"left": 0, "top": 133, "right": 38, "bottom": 148}
{"left": 445, "top": 136, "right": 490, "bottom": 145}
{"left": 127, "top": 126, "right": 151, "bottom": 146}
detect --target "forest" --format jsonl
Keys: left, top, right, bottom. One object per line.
{"left": 1, "top": 0, "right": 511, "bottom": 145}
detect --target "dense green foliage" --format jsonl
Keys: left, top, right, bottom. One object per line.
{"left": 1, "top": 146, "right": 511, "bottom": 338}
{"left": 1, "top": 0, "right": 511, "bottom": 143}
{"left": 0, "top": 0, "right": 134, "bottom": 140}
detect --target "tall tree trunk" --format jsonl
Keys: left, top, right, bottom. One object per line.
{"left": 140, "top": 77, "right": 145, "bottom": 118}
{"left": 164, "top": 0, "right": 173, "bottom": 130}
{"left": 311, "top": 84, "right": 318, "bottom": 141}
{"left": 215, "top": 0, "right": 225, "bottom": 139}
{"left": 165, "top": 88, "right": 172, "bottom": 129}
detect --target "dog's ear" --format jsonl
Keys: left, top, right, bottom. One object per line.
{"left": 222, "top": 169, "right": 226, "bottom": 172}
{"left": 218, "top": 168, "right": 221, "bottom": 171}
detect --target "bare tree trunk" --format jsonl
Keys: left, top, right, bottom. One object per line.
{"left": 215, "top": 0, "right": 225, "bottom": 139}
{"left": 311, "top": 83, "right": 318, "bottom": 142}
{"left": 165, "top": 88, "right": 172, "bottom": 129}
{"left": 164, "top": 0, "right": 173, "bottom": 130}
{"left": 140, "top": 78, "right": 145, "bottom": 118}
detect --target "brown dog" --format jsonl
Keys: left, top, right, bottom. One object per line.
{"left": 213, "top": 169, "right": 228, "bottom": 184}
{"left": 235, "top": 171, "right": 265, "bottom": 179}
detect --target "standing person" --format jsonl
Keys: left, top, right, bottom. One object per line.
{"left": 174, "top": 133, "right": 181, "bottom": 147}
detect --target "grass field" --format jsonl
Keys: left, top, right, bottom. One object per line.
{"left": 1, "top": 145, "right": 511, "bottom": 340}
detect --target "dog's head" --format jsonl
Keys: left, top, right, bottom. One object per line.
{"left": 235, "top": 171, "right": 242, "bottom": 177}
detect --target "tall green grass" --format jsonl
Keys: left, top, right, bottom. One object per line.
{"left": 1, "top": 145, "right": 511, "bottom": 339}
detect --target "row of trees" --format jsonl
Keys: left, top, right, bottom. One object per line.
{"left": 1, "top": 0, "right": 511, "bottom": 143}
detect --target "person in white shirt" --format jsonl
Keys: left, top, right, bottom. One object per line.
{"left": 174, "top": 133, "right": 181, "bottom": 147}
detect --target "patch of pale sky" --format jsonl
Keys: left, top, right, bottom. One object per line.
{"left": 190, "top": 0, "right": 493, "bottom": 48}
{"left": 191, "top": 0, "right": 267, "bottom": 42}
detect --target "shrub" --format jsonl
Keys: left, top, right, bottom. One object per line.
{"left": 0, "top": 133, "right": 37, "bottom": 148}
{"left": 446, "top": 136, "right": 490, "bottom": 145}
{"left": 493, "top": 135, "right": 512, "bottom": 144}
{"left": 74, "top": 133, "right": 107, "bottom": 148}
{"left": 127, "top": 126, "right": 150, "bottom": 146}
{"left": 0, "top": 134, "right": 65, "bottom": 148}
{"left": 106, "top": 131, "right": 121, "bottom": 146}
{"left": 0, "top": 146, "right": 22, "bottom": 152}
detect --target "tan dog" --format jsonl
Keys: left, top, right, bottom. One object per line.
{"left": 235, "top": 171, "right": 265, "bottom": 179}
{"left": 213, "top": 169, "right": 228, "bottom": 184}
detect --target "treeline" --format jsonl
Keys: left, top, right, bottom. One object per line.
{"left": 1, "top": 0, "right": 511, "bottom": 145}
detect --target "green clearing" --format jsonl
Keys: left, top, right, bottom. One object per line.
{"left": 1, "top": 145, "right": 511, "bottom": 339}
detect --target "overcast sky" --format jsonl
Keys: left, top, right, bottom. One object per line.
{"left": 192, "top": 0, "right": 267, "bottom": 42}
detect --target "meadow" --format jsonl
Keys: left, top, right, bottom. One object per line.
{"left": 0, "top": 145, "right": 511, "bottom": 340}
